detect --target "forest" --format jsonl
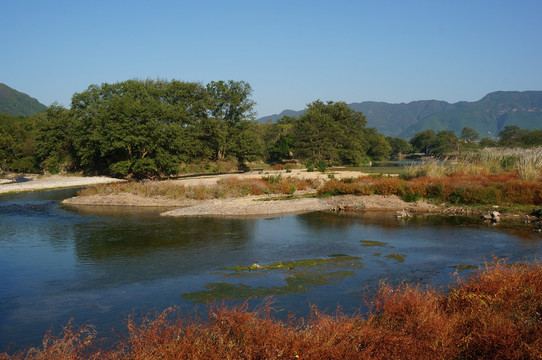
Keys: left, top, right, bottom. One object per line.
{"left": 1, "top": 79, "right": 541, "bottom": 179}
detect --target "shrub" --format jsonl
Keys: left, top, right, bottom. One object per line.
{"left": 315, "top": 160, "right": 328, "bottom": 173}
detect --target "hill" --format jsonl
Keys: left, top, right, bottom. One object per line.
{"left": 0, "top": 83, "right": 47, "bottom": 116}
{"left": 257, "top": 91, "right": 542, "bottom": 138}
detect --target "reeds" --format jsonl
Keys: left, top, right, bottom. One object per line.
{"left": 403, "top": 147, "right": 542, "bottom": 181}
{"left": 3, "top": 261, "right": 542, "bottom": 359}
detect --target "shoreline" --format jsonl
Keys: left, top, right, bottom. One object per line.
{"left": 3, "top": 173, "right": 540, "bottom": 228}
{"left": 0, "top": 174, "right": 123, "bottom": 194}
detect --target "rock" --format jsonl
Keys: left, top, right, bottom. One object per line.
{"left": 530, "top": 209, "right": 542, "bottom": 218}
{"left": 395, "top": 209, "right": 412, "bottom": 218}
{"left": 482, "top": 211, "right": 500, "bottom": 222}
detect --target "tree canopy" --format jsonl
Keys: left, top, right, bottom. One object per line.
{"left": 293, "top": 100, "right": 368, "bottom": 165}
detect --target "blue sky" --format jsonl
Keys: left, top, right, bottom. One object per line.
{"left": 2, "top": 0, "right": 541, "bottom": 117}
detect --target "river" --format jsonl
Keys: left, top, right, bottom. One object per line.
{"left": 1, "top": 188, "right": 541, "bottom": 351}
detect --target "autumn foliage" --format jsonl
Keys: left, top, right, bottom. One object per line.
{"left": 3, "top": 261, "right": 542, "bottom": 360}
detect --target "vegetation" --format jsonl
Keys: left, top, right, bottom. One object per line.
{"left": 0, "top": 80, "right": 393, "bottom": 178}
{"left": 1, "top": 81, "right": 541, "bottom": 180}
{"left": 78, "top": 175, "right": 316, "bottom": 200}
{"left": 319, "top": 173, "right": 542, "bottom": 206}
{"left": 2, "top": 260, "right": 542, "bottom": 359}
{"left": 319, "top": 148, "right": 542, "bottom": 206}
{"left": 0, "top": 83, "right": 47, "bottom": 116}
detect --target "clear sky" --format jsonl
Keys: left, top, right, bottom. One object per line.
{"left": 2, "top": 0, "right": 541, "bottom": 117}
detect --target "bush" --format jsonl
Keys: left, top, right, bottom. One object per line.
{"left": 315, "top": 160, "right": 328, "bottom": 173}
{"left": 108, "top": 160, "right": 132, "bottom": 178}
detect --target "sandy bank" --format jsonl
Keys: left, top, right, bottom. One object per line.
{"left": 168, "top": 169, "right": 369, "bottom": 187}
{"left": 160, "top": 194, "right": 440, "bottom": 217}
{"left": 0, "top": 174, "right": 123, "bottom": 194}
{"left": 57, "top": 170, "right": 439, "bottom": 217}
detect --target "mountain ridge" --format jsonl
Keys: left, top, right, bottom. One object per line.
{"left": 257, "top": 91, "right": 542, "bottom": 138}
{"left": 0, "top": 83, "right": 47, "bottom": 116}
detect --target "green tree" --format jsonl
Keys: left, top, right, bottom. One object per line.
{"left": 386, "top": 136, "right": 412, "bottom": 158}
{"left": 433, "top": 130, "right": 460, "bottom": 155}
{"left": 480, "top": 137, "right": 499, "bottom": 148}
{"left": 460, "top": 127, "right": 480, "bottom": 143}
{"left": 204, "top": 80, "right": 256, "bottom": 161}
{"left": 365, "top": 128, "right": 392, "bottom": 160}
{"left": 409, "top": 129, "right": 436, "bottom": 153}
{"left": 71, "top": 79, "right": 205, "bottom": 178}
{"left": 0, "top": 114, "right": 39, "bottom": 172}
{"left": 232, "top": 120, "right": 264, "bottom": 163}
{"left": 268, "top": 133, "right": 295, "bottom": 162}
{"left": 498, "top": 125, "right": 528, "bottom": 147}
{"left": 293, "top": 100, "right": 367, "bottom": 165}
{"left": 520, "top": 129, "right": 542, "bottom": 146}
{"left": 34, "top": 103, "right": 76, "bottom": 173}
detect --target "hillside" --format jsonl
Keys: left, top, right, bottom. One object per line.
{"left": 0, "top": 83, "right": 47, "bottom": 116}
{"left": 257, "top": 91, "right": 542, "bottom": 138}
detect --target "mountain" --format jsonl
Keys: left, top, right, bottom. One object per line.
{"left": 257, "top": 91, "right": 542, "bottom": 139}
{"left": 0, "top": 83, "right": 47, "bottom": 116}
{"left": 399, "top": 91, "right": 542, "bottom": 138}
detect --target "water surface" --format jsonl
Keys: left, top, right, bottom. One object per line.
{"left": 1, "top": 189, "right": 540, "bottom": 351}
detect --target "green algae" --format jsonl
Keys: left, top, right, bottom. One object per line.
{"left": 385, "top": 253, "right": 407, "bottom": 263}
{"left": 182, "top": 270, "right": 356, "bottom": 303}
{"left": 182, "top": 255, "right": 364, "bottom": 303}
{"left": 451, "top": 264, "right": 479, "bottom": 271}
{"left": 224, "top": 256, "right": 362, "bottom": 272}
{"left": 361, "top": 240, "right": 387, "bottom": 247}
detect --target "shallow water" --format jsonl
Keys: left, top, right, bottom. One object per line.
{"left": 1, "top": 189, "right": 541, "bottom": 351}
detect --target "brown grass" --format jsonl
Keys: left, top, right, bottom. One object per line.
{"left": 3, "top": 261, "right": 542, "bottom": 360}
{"left": 78, "top": 176, "right": 316, "bottom": 201}
{"left": 319, "top": 173, "right": 542, "bottom": 205}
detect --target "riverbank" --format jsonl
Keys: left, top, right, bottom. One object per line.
{"left": 59, "top": 170, "right": 440, "bottom": 217}
{"left": 0, "top": 174, "right": 123, "bottom": 194}
{"left": 56, "top": 170, "right": 542, "bottom": 226}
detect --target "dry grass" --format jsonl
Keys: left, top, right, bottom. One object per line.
{"left": 404, "top": 147, "right": 542, "bottom": 181}
{"left": 318, "top": 173, "right": 542, "bottom": 205}
{"left": 78, "top": 176, "right": 317, "bottom": 201}
{"left": 3, "top": 261, "right": 542, "bottom": 359}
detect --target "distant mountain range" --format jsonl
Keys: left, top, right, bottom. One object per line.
{"left": 257, "top": 91, "right": 542, "bottom": 139}
{"left": 0, "top": 83, "right": 47, "bottom": 116}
